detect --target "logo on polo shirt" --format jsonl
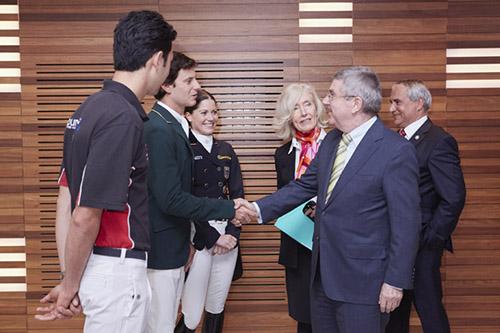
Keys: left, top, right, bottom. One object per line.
{"left": 66, "top": 117, "right": 82, "bottom": 131}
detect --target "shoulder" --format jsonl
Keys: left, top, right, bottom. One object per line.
{"left": 78, "top": 91, "right": 142, "bottom": 132}
{"left": 427, "top": 123, "right": 455, "bottom": 142}
{"left": 275, "top": 141, "right": 292, "bottom": 157}
{"left": 215, "top": 140, "right": 239, "bottom": 161}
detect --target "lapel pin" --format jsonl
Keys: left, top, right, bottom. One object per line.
{"left": 414, "top": 135, "right": 420, "bottom": 140}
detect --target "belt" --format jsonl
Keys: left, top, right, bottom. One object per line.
{"left": 93, "top": 246, "right": 146, "bottom": 261}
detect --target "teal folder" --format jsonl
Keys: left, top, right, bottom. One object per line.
{"left": 274, "top": 201, "right": 314, "bottom": 250}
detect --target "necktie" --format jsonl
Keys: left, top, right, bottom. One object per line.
{"left": 399, "top": 128, "right": 406, "bottom": 137}
{"left": 325, "top": 133, "right": 352, "bottom": 203}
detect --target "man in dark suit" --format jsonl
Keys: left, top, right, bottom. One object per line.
{"left": 386, "top": 80, "right": 466, "bottom": 333}
{"left": 252, "top": 66, "right": 421, "bottom": 332}
{"left": 144, "top": 52, "right": 254, "bottom": 333}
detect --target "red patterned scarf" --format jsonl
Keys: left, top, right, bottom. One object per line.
{"left": 295, "top": 127, "right": 321, "bottom": 179}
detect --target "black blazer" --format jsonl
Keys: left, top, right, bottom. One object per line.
{"left": 275, "top": 141, "right": 306, "bottom": 268}
{"left": 189, "top": 132, "right": 244, "bottom": 280}
{"left": 410, "top": 119, "right": 466, "bottom": 252}
{"left": 144, "top": 102, "right": 235, "bottom": 270}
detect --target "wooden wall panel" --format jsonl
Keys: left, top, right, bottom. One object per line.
{"left": 4, "top": 0, "right": 499, "bottom": 332}
{"left": 0, "top": 1, "right": 26, "bottom": 332}
{"left": 445, "top": 1, "right": 500, "bottom": 332}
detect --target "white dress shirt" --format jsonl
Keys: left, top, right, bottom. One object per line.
{"left": 157, "top": 100, "right": 190, "bottom": 138}
{"left": 191, "top": 130, "right": 213, "bottom": 153}
{"left": 401, "top": 115, "right": 428, "bottom": 140}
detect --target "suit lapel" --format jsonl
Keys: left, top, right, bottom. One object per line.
{"left": 319, "top": 130, "right": 342, "bottom": 203}
{"left": 324, "top": 119, "right": 383, "bottom": 206}
{"left": 280, "top": 142, "right": 295, "bottom": 183}
{"left": 410, "top": 118, "right": 432, "bottom": 147}
{"left": 152, "top": 102, "right": 192, "bottom": 152}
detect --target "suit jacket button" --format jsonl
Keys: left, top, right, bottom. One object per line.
{"left": 203, "top": 168, "right": 208, "bottom": 173}
{"left": 204, "top": 183, "right": 208, "bottom": 188}
{"left": 217, "top": 167, "right": 222, "bottom": 172}
{"left": 218, "top": 181, "right": 223, "bottom": 187}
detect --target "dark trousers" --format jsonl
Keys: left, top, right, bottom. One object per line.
{"left": 386, "top": 246, "right": 450, "bottom": 333}
{"left": 311, "top": 268, "right": 389, "bottom": 333}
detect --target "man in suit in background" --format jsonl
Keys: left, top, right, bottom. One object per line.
{"left": 253, "top": 66, "right": 421, "bottom": 332}
{"left": 145, "top": 52, "right": 254, "bottom": 333}
{"left": 386, "top": 80, "right": 466, "bottom": 333}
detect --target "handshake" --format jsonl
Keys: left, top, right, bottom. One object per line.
{"left": 231, "top": 198, "right": 258, "bottom": 227}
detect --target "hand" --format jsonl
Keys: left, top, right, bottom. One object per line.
{"left": 232, "top": 198, "right": 257, "bottom": 226}
{"left": 303, "top": 201, "right": 317, "bottom": 219}
{"left": 378, "top": 283, "right": 403, "bottom": 313}
{"left": 184, "top": 243, "right": 196, "bottom": 272}
{"left": 212, "top": 245, "right": 230, "bottom": 255}
{"left": 35, "top": 283, "right": 82, "bottom": 320}
{"left": 216, "top": 234, "right": 237, "bottom": 250}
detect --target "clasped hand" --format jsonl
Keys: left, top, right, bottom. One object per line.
{"left": 213, "top": 234, "right": 237, "bottom": 255}
{"left": 231, "top": 198, "right": 257, "bottom": 227}
{"left": 35, "top": 283, "right": 82, "bottom": 321}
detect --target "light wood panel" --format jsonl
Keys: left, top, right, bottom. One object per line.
{"left": 0, "top": 1, "right": 26, "bottom": 332}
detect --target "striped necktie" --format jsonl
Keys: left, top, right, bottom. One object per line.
{"left": 325, "top": 133, "right": 353, "bottom": 203}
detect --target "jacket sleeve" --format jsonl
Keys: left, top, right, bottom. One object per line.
{"left": 383, "top": 142, "right": 421, "bottom": 289}
{"left": 145, "top": 123, "right": 235, "bottom": 223}
{"left": 425, "top": 135, "right": 466, "bottom": 244}
{"left": 257, "top": 142, "right": 319, "bottom": 223}
{"left": 225, "top": 144, "right": 244, "bottom": 240}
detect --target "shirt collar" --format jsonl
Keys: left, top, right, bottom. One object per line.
{"left": 156, "top": 100, "right": 190, "bottom": 137}
{"left": 402, "top": 115, "right": 428, "bottom": 140}
{"left": 346, "top": 116, "right": 377, "bottom": 148}
{"left": 288, "top": 128, "right": 327, "bottom": 154}
{"left": 103, "top": 79, "right": 147, "bottom": 120}
{"left": 191, "top": 129, "right": 214, "bottom": 153}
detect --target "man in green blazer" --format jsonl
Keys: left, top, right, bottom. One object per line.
{"left": 144, "top": 52, "right": 253, "bottom": 333}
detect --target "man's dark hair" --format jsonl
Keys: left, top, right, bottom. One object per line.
{"left": 154, "top": 51, "right": 197, "bottom": 100}
{"left": 113, "top": 10, "right": 177, "bottom": 71}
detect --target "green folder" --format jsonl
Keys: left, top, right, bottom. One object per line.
{"left": 274, "top": 201, "right": 314, "bottom": 250}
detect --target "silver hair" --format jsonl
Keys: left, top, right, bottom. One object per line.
{"left": 395, "top": 80, "right": 432, "bottom": 112}
{"left": 273, "top": 83, "right": 328, "bottom": 140}
{"left": 333, "top": 66, "right": 382, "bottom": 115}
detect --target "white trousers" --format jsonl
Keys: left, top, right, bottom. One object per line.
{"left": 78, "top": 253, "right": 151, "bottom": 333}
{"left": 181, "top": 221, "right": 238, "bottom": 330}
{"left": 146, "top": 267, "right": 185, "bottom": 333}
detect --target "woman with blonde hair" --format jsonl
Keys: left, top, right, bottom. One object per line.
{"left": 273, "top": 83, "right": 328, "bottom": 333}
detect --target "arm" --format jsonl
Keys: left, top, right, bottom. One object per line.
{"left": 379, "top": 143, "right": 421, "bottom": 312}
{"left": 256, "top": 142, "right": 319, "bottom": 223}
{"left": 55, "top": 186, "right": 71, "bottom": 272}
{"left": 225, "top": 145, "right": 244, "bottom": 239}
{"left": 61, "top": 206, "right": 102, "bottom": 303}
{"left": 146, "top": 125, "right": 234, "bottom": 222}
{"left": 36, "top": 206, "right": 101, "bottom": 320}
{"left": 426, "top": 135, "right": 466, "bottom": 244}
{"left": 383, "top": 143, "right": 421, "bottom": 289}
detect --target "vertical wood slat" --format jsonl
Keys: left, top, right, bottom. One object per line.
{"left": 445, "top": 1, "right": 500, "bottom": 331}
{"left": 0, "top": 1, "right": 26, "bottom": 332}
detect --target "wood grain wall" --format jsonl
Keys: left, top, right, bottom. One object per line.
{"left": 0, "top": 0, "right": 496, "bottom": 332}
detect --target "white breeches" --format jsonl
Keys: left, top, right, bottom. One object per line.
{"left": 181, "top": 220, "right": 238, "bottom": 330}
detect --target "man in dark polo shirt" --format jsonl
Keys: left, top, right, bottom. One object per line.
{"left": 35, "top": 11, "right": 176, "bottom": 333}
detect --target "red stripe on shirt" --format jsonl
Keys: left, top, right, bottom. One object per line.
{"left": 95, "top": 204, "right": 134, "bottom": 249}
{"left": 58, "top": 168, "right": 68, "bottom": 187}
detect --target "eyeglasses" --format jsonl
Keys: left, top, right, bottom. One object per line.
{"left": 326, "top": 91, "right": 356, "bottom": 102}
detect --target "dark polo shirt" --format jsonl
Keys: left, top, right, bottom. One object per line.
{"left": 59, "top": 79, "right": 150, "bottom": 251}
